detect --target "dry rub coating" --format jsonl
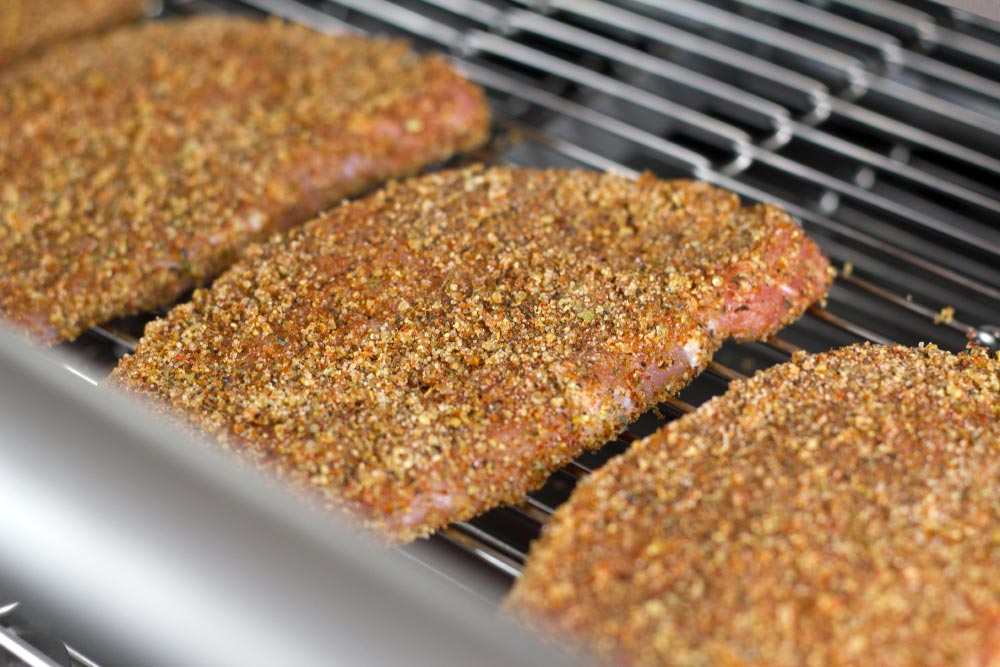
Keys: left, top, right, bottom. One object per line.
{"left": 0, "top": 16, "right": 489, "bottom": 343}
{"left": 508, "top": 343, "right": 1000, "bottom": 667}
{"left": 111, "top": 166, "right": 831, "bottom": 543}
{"left": 0, "top": 0, "right": 145, "bottom": 68}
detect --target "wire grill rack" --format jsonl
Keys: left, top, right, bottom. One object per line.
{"left": 4, "top": 0, "right": 1000, "bottom": 664}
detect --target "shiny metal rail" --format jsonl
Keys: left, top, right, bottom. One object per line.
{"left": 0, "top": 603, "right": 64, "bottom": 667}
{"left": 0, "top": 331, "right": 571, "bottom": 667}
{"left": 0, "top": 628, "right": 64, "bottom": 667}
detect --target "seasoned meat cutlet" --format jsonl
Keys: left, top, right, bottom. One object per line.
{"left": 0, "top": 16, "right": 489, "bottom": 343}
{"left": 110, "top": 166, "right": 832, "bottom": 543}
{"left": 0, "top": 0, "right": 145, "bottom": 68}
{"left": 507, "top": 343, "right": 1000, "bottom": 667}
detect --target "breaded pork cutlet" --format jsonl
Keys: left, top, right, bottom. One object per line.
{"left": 0, "top": 16, "right": 489, "bottom": 343}
{"left": 110, "top": 166, "right": 832, "bottom": 543}
{"left": 508, "top": 343, "right": 1000, "bottom": 667}
{"left": 0, "top": 0, "right": 145, "bottom": 68}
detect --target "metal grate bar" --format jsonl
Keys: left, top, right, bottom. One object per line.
{"left": 0, "top": 627, "right": 64, "bottom": 667}
{"left": 807, "top": 305, "right": 895, "bottom": 346}
{"left": 323, "top": 0, "right": 461, "bottom": 43}
{"left": 459, "top": 63, "right": 709, "bottom": 172}
{"left": 531, "top": 0, "right": 830, "bottom": 115}
{"left": 838, "top": 272, "right": 975, "bottom": 337}
{"left": 489, "top": 115, "right": 645, "bottom": 178}
{"left": 868, "top": 77, "right": 1000, "bottom": 140}
{"left": 238, "top": 0, "right": 356, "bottom": 33}
{"left": 954, "top": 9, "right": 1000, "bottom": 36}
{"left": 451, "top": 522, "right": 528, "bottom": 564}
{"left": 465, "top": 31, "right": 752, "bottom": 156}
{"left": 627, "top": 0, "right": 870, "bottom": 91}
{"left": 65, "top": 647, "right": 102, "bottom": 667}
{"left": 503, "top": 10, "right": 792, "bottom": 147}
{"left": 725, "top": 3, "right": 1000, "bottom": 150}
{"left": 615, "top": 430, "right": 640, "bottom": 444}
{"left": 0, "top": 604, "right": 73, "bottom": 667}
{"left": 626, "top": 0, "right": 1000, "bottom": 158}
{"left": 745, "top": 147, "right": 999, "bottom": 254}
{"left": 90, "top": 326, "right": 140, "bottom": 351}
{"left": 901, "top": 50, "right": 1000, "bottom": 104}
{"left": 827, "top": 97, "right": 1000, "bottom": 179}
{"left": 479, "top": 8, "right": 1000, "bottom": 227}
{"left": 936, "top": 26, "right": 1000, "bottom": 69}
{"left": 437, "top": 527, "right": 524, "bottom": 577}
{"left": 575, "top": 14, "right": 990, "bottom": 217}
{"left": 419, "top": 0, "right": 502, "bottom": 25}
{"left": 563, "top": 461, "right": 594, "bottom": 478}
{"left": 788, "top": 120, "right": 1000, "bottom": 217}
{"left": 811, "top": 0, "right": 938, "bottom": 47}
{"left": 706, "top": 361, "right": 748, "bottom": 383}
{"left": 517, "top": 497, "right": 555, "bottom": 523}
{"left": 761, "top": 336, "right": 801, "bottom": 357}
{"left": 593, "top": 5, "right": 1000, "bottom": 198}
{"left": 533, "top": 0, "right": 1000, "bottom": 183}
{"left": 709, "top": 0, "right": 903, "bottom": 68}
{"left": 90, "top": 325, "right": 141, "bottom": 350}
{"left": 661, "top": 395, "right": 697, "bottom": 415}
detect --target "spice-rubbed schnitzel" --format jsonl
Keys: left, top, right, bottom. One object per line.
{"left": 0, "top": 0, "right": 145, "bottom": 68}
{"left": 508, "top": 343, "right": 1000, "bottom": 667}
{"left": 111, "top": 166, "right": 832, "bottom": 542}
{"left": 0, "top": 16, "right": 489, "bottom": 343}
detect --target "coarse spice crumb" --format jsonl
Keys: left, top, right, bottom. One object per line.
{"left": 110, "top": 165, "right": 831, "bottom": 543}
{"left": 0, "top": 0, "right": 145, "bottom": 68}
{"left": 0, "top": 15, "right": 489, "bottom": 343}
{"left": 507, "top": 342, "right": 1000, "bottom": 667}
{"left": 935, "top": 305, "right": 956, "bottom": 325}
